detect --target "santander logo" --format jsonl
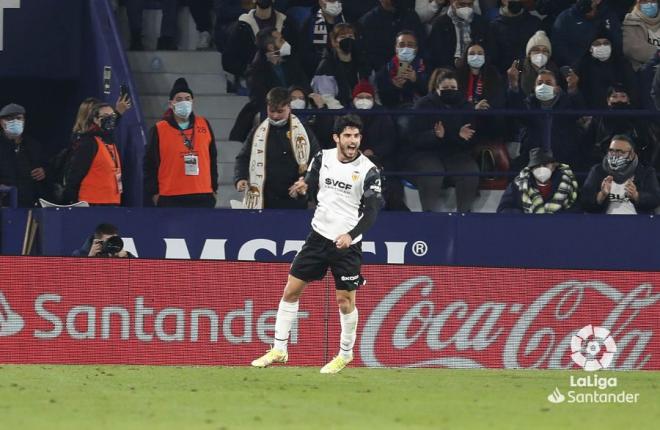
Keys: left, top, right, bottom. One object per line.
{"left": 0, "top": 291, "right": 24, "bottom": 337}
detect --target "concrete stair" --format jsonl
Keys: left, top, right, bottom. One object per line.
{"left": 126, "top": 50, "right": 247, "bottom": 208}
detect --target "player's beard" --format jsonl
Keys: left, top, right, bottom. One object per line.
{"left": 339, "top": 140, "right": 359, "bottom": 161}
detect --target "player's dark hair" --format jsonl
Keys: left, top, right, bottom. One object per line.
{"left": 94, "top": 223, "right": 119, "bottom": 239}
{"left": 333, "top": 114, "right": 363, "bottom": 136}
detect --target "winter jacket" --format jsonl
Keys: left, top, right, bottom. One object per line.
{"left": 581, "top": 161, "right": 660, "bottom": 213}
{"left": 497, "top": 168, "right": 580, "bottom": 213}
{"left": 234, "top": 119, "right": 320, "bottom": 209}
{"left": 507, "top": 89, "right": 587, "bottom": 169}
{"left": 375, "top": 55, "right": 428, "bottom": 108}
{"left": 314, "top": 51, "right": 368, "bottom": 108}
{"left": 552, "top": 4, "right": 622, "bottom": 68}
{"left": 222, "top": 9, "right": 296, "bottom": 77}
{"left": 0, "top": 133, "right": 47, "bottom": 207}
{"left": 357, "top": 5, "right": 426, "bottom": 73}
{"left": 405, "top": 91, "right": 476, "bottom": 163}
{"left": 576, "top": 53, "right": 639, "bottom": 108}
{"left": 622, "top": 7, "right": 660, "bottom": 71}
{"left": 488, "top": 11, "right": 542, "bottom": 73}
{"left": 427, "top": 12, "right": 490, "bottom": 70}
{"left": 247, "top": 53, "right": 310, "bottom": 107}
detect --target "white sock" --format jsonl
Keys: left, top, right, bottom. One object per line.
{"left": 273, "top": 299, "right": 298, "bottom": 352}
{"left": 339, "top": 308, "right": 358, "bottom": 359}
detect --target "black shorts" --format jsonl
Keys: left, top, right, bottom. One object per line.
{"left": 289, "top": 230, "right": 365, "bottom": 291}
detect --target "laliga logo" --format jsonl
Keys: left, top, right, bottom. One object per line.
{"left": 0, "top": 291, "right": 24, "bottom": 337}
{"left": 570, "top": 324, "right": 617, "bottom": 372}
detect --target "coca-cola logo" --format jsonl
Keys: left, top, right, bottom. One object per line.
{"left": 360, "top": 277, "right": 660, "bottom": 369}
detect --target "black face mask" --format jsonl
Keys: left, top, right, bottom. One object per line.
{"left": 439, "top": 89, "right": 462, "bottom": 105}
{"left": 610, "top": 102, "right": 630, "bottom": 110}
{"left": 338, "top": 37, "right": 354, "bottom": 53}
{"left": 256, "top": 0, "right": 273, "bottom": 9}
{"left": 576, "top": 0, "right": 593, "bottom": 15}
{"left": 100, "top": 116, "right": 117, "bottom": 132}
{"left": 508, "top": 1, "right": 523, "bottom": 14}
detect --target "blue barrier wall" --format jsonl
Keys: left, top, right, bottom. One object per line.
{"left": 2, "top": 208, "right": 658, "bottom": 271}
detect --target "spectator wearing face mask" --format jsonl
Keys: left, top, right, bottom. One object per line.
{"left": 0, "top": 103, "right": 47, "bottom": 208}
{"left": 358, "top": 0, "right": 426, "bottom": 73}
{"left": 299, "top": 1, "right": 347, "bottom": 77}
{"left": 497, "top": 148, "right": 579, "bottom": 213}
{"left": 623, "top": 0, "right": 660, "bottom": 71}
{"left": 248, "top": 27, "right": 309, "bottom": 107}
{"left": 427, "top": 0, "right": 491, "bottom": 70}
{"left": 350, "top": 81, "right": 397, "bottom": 168}
{"left": 488, "top": 0, "right": 542, "bottom": 73}
{"left": 375, "top": 31, "right": 428, "bottom": 108}
{"left": 63, "top": 103, "right": 123, "bottom": 205}
{"left": 312, "top": 23, "right": 368, "bottom": 108}
{"left": 585, "top": 85, "right": 660, "bottom": 168}
{"left": 507, "top": 68, "right": 587, "bottom": 170}
{"left": 235, "top": 87, "right": 320, "bottom": 209}
{"left": 576, "top": 32, "right": 638, "bottom": 109}
{"left": 552, "top": 0, "right": 622, "bottom": 69}
{"left": 456, "top": 42, "right": 505, "bottom": 109}
{"left": 144, "top": 78, "right": 218, "bottom": 208}
{"left": 581, "top": 134, "right": 660, "bottom": 214}
{"left": 223, "top": 0, "right": 298, "bottom": 89}
{"left": 513, "top": 30, "right": 561, "bottom": 96}
{"left": 405, "top": 70, "right": 480, "bottom": 212}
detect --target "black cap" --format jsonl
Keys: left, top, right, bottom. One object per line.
{"left": 169, "top": 77, "right": 193, "bottom": 100}
{"left": 0, "top": 103, "right": 26, "bottom": 118}
{"left": 528, "top": 148, "right": 554, "bottom": 168}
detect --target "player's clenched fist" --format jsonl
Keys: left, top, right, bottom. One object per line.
{"left": 334, "top": 234, "right": 352, "bottom": 249}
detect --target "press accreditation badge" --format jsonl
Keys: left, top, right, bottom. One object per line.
{"left": 184, "top": 154, "right": 200, "bottom": 176}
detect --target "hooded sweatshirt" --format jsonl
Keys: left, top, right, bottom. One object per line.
{"left": 623, "top": 6, "right": 660, "bottom": 70}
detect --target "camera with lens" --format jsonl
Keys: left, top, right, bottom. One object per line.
{"left": 98, "top": 236, "right": 124, "bottom": 257}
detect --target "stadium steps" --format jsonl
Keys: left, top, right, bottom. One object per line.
{"left": 127, "top": 50, "right": 247, "bottom": 208}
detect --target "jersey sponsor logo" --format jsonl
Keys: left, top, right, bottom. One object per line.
{"left": 340, "top": 275, "right": 359, "bottom": 281}
{"left": 324, "top": 178, "right": 353, "bottom": 190}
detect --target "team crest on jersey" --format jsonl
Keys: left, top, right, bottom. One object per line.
{"left": 351, "top": 171, "right": 360, "bottom": 182}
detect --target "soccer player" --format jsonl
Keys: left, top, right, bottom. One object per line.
{"left": 251, "top": 114, "right": 384, "bottom": 374}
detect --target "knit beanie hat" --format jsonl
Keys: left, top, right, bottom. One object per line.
{"left": 352, "top": 80, "right": 375, "bottom": 98}
{"left": 526, "top": 30, "right": 552, "bottom": 56}
{"left": 169, "top": 77, "right": 193, "bottom": 100}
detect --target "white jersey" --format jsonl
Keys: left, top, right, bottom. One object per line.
{"left": 308, "top": 149, "right": 381, "bottom": 243}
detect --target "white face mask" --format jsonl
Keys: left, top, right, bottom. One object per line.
{"left": 532, "top": 166, "right": 552, "bottom": 183}
{"left": 456, "top": 6, "right": 474, "bottom": 20}
{"left": 591, "top": 45, "right": 612, "bottom": 61}
{"left": 173, "top": 100, "right": 193, "bottom": 118}
{"left": 354, "top": 98, "right": 374, "bottom": 110}
{"left": 467, "top": 54, "right": 485, "bottom": 69}
{"left": 535, "top": 83, "right": 555, "bottom": 102}
{"left": 3, "top": 119, "right": 24, "bottom": 136}
{"left": 278, "top": 41, "right": 292, "bottom": 57}
{"left": 269, "top": 117, "right": 288, "bottom": 127}
{"left": 396, "top": 47, "right": 416, "bottom": 63}
{"left": 530, "top": 53, "right": 548, "bottom": 68}
{"left": 290, "top": 99, "right": 306, "bottom": 110}
{"left": 324, "top": 1, "right": 343, "bottom": 17}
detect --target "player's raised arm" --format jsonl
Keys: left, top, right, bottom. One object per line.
{"left": 303, "top": 150, "right": 323, "bottom": 197}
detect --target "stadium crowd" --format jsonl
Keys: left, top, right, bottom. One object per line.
{"left": 3, "top": 0, "right": 660, "bottom": 215}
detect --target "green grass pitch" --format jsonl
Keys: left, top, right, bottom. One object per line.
{"left": 0, "top": 365, "right": 658, "bottom": 429}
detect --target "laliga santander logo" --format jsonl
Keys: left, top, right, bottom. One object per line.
{"left": 0, "top": 291, "right": 24, "bottom": 337}
{"left": 570, "top": 324, "right": 617, "bottom": 371}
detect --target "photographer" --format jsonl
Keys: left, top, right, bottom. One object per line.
{"left": 72, "top": 223, "right": 134, "bottom": 258}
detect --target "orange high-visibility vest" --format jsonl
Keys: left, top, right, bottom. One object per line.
{"left": 78, "top": 137, "right": 122, "bottom": 204}
{"left": 156, "top": 116, "right": 213, "bottom": 196}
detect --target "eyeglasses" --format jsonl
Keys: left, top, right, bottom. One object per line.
{"left": 608, "top": 149, "right": 631, "bottom": 156}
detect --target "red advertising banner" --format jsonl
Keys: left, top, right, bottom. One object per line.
{"left": 0, "top": 257, "right": 658, "bottom": 369}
